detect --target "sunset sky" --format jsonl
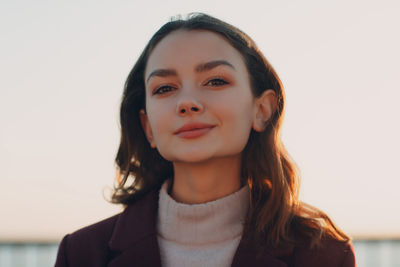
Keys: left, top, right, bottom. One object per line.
{"left": 1, "top": 0, "right": 399, "bottom": 241}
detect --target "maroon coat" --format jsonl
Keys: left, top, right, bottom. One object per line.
{"left": 55, "top": 189, "right": 356, "bottom": 267}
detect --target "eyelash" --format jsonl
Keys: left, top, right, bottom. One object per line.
{"left": 153, "top": 85, "right": 174, "bottom": 95}
{"left": 204, "top": 78, "right": 229, "bottom": 87}
{"left": 153, "top": 78, "right": 229, "bottom": 95}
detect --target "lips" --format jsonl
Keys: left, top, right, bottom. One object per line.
{"left": 174, "top": 122, "right": 215, "bottom": 139}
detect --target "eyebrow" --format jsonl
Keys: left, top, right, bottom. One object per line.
{"left": 146, "top": 60, "right": 235, "bottom": 83}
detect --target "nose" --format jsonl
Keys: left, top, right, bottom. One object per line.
{"left": 176, "top": 96, "right": 204, "bottom": 116}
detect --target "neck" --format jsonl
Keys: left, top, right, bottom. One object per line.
{"left": 170, "top": 155, "right": 242, "bottom": 204}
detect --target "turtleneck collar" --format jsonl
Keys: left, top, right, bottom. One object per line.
{"left": 157, "top": 179, "right": 250, "bottom": 245}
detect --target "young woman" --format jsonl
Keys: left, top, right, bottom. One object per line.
{"left": 55, "top": 13, "right": 356, "bottom": 267}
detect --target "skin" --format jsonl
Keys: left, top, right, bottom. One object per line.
{"left": 140, "top": 30, "right": 276, "bottom": 204}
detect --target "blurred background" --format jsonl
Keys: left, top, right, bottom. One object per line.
{"left": 1, "top": 0, "right": 399, "bottom": 266}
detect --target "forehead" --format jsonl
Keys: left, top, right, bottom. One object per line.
{"left": 145, "top": 30, "right": 246, "bottom": 75}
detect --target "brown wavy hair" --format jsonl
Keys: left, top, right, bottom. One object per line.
{"left": 111, "top": 13, "right": 350, "bottom": 249}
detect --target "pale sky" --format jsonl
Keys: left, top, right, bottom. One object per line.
{"left": 1, "top": 0, "right": 399, "bottom": 241}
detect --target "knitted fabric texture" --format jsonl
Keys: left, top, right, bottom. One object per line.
{"left": 157, "top": 180, "right": 250, "bottom": 267}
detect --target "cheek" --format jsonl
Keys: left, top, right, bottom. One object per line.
{"left": 146, "top": 102, "right": 171, "bottom": 140}
{"left": 214, "top": 97, "right": 254, "bottom": 142}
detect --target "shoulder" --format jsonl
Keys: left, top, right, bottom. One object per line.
{"left": 55, "top": 213, "right": 121, "bottom": 267}
{"left": 70, "top": 212, "right": 120, "bottom": 241}
{"left": 55, "top": 189, "right": 160, "bottom": 267}
{"left": 293, "top": 236, "right": 356, "bottom": 267}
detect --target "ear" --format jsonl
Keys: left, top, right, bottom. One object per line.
{"left": 139, "top": 109, "right": 157, "bottom": 148}
{"left": 252, "top": 89, "right": 277, "bottom": 132}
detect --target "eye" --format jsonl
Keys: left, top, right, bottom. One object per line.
{"left": 205, "top": 78, "right": 229, "bottom": 87}
{"left": 153, "top": 85, "right": 175, "bottom": 95}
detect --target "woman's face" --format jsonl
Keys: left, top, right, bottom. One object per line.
{"left": 140, "top": 30, "right": 264, "bottom": 163}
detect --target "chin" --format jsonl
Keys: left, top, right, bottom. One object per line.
{"left": 161, "top": 151, "right": 217, "bottom": 164}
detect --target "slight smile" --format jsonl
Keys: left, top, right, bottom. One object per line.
{"left": 174, "top": 123, "right": 215, "bottom": 139}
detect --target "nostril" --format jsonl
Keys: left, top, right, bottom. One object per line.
{"left": 177, "top": 104, "right": 202, "bottom": 115}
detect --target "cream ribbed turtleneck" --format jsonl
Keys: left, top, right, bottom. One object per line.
{"left": 156, "top": 180, "right": 250, "bottom": 267}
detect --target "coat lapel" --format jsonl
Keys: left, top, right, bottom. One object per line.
{"left": 107, "top": 235, "right": 161, "bottom": 267}
{"left": 107, "top": 189, "right": 162, "bottom": 267}
{"left": 106, "top": 187, "right": 291, "bottom": 267}
{"left": 231, "top": 238, "right": 291, "bottom": 267}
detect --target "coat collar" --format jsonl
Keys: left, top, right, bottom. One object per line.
{"left": 107, "top": 187, "right": 291, "bottom": 267}
{"left": 109, "top": 189, "right": 160, "bottom": 251}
